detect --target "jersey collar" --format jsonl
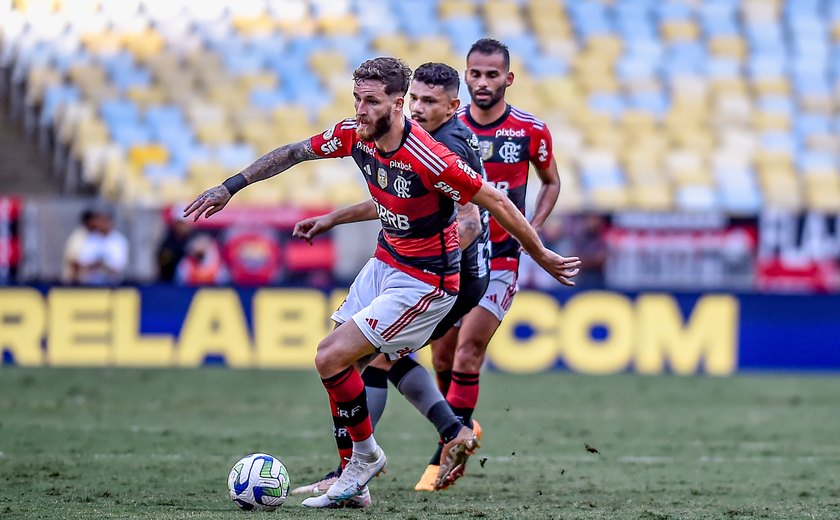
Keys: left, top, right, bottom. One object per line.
{"left": 464, "top": 103, "right": 511, "bottom": 130}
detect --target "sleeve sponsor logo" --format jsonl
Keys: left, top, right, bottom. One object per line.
{"left": 320, "top": 137, "right": 342, "bottom": 155}
{"left": 434, "top": 180, "right": 461, "bottom": 201}
{"left": 538, "top": 139, "right": 548, "bottom": 163}
{"left": 456, "top": 159, "right": 478, "bottom": 179}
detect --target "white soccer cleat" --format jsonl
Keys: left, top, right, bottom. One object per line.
{"left": 301, "top": 486, "right": 371, "bottom": 509}
{"left": 326, "top": 447, "right": 387, "bottom": 501}
{"left": 290, "top": 467, "right": 341, "bottom": 495}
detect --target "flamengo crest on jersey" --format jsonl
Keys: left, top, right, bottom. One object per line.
{"left": 457, "top": 104, "right": 553, "bottom": 269}
{"left": 309, "top": 117, "right": 484, "bottom": 293}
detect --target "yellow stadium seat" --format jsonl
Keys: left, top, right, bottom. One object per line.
{"left": 80, "top": 31, "right": 123, "bottom": 55}
{"left": 799, "top": 93, "right": 834, "bottom": 114}
{"left": 187, "top": 161, "right": 225, "bottom": 182}
{"left": 631, "top": 183, "right": 673, "bottom": 211}
{"left": 24, "top": 65, "right": 62, "bottom": 108}
{"left": 661, "top": 20, "right": 699, "bottom": 42}
{"left": 412, "top": 36, "right": 453, "bottom": 60}
{"left": 195, "top": 122, "right": 235, "bottom": 146}
{"left": 319, "top": 15, "right": 361, "bottom": 36}
{"left": 207, "top": 85, "right": 247, "bottom": 112}
{"left": 232, "top": 14, "right": 275, "bottom": 37}
{"left": 439, "top": 0, "right": 477, "bottom": 19}
{"left": 804, "top": 176, "right": 840, "bottom": 211}
{"left": 122, "top": 29, "right": 166, "bottom": 62}
{"left": 310, "top": 51, "right": 349, "bottom": 80}
{"left": 589, "top": 186, "right": 629, "bottom": 211}
{"left": 129, "top": 144, "right": 169, "bottom": 170}
{"left": 71, "top": 117, "right": 109, "bottom": 160}
{"left": 709, "top": 35, "right": 746, "bottom": 60}
{"left": 805, "top": 134, "right": 839, "bottom": 152}
{"left": 372, "top": 35, "right": 411, "bottom": 57}
{"left": 586, "top": 35, "right": 623, "bottom": 61}
{"left": 126, "top": 86, "right": 168, "bottom": 109}
{"left": 753, "top": 111, "right": 790, "bottom": 131}
{"left": 751, "top": 77, "right": 790, "bottom": 96}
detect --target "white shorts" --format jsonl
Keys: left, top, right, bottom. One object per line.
{"left": 477, "top": 269, "right": 518, "bottom": 322}
{"left": 332, "top": 259, "right": 457, "bottom": 360}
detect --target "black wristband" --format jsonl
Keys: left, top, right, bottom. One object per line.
{"left": 222, "top": 173, "right": 248, "bottom": 195}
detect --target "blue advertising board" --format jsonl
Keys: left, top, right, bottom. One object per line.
{"left": 1, "top": 287, "right": 838, "bottom": 373}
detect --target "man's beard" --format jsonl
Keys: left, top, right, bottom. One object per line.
{"left": 469, "top": 85, "right": 506, "bottom": 110}
{"left": 357, "top": 113, "right": 392, "bottom": 141}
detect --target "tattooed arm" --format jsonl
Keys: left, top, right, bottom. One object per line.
{"left": 183, "top": 139, "right": 318, "bottom": 221}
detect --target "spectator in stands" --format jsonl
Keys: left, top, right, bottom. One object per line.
{"left": 175, "top": 233, "right": 228, "bottom": 285}
{"left": 63, "top": 206, "right": 129, "bottom": 285}
{"left": 157, "top": 217, "right": 192, "bottom": 282}
{"left": 570, "top": 214, "right": 607, "bottom": 288}
{"left": 62, "top": 208, "right": 97, "bottom": 284}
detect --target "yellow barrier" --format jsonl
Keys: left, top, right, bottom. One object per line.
{"left": 0, "top": 288, "right": 738, "bottom": 374}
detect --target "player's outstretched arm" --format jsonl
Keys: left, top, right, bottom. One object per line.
{"left": 456, "top": 202, "right": 481, "bottom": 250}
{"left": 293, "top": 200, "right": 377, "bottom": 244}
{"left": 183, "top": 139, "right": 319, "bottom": 221}
{"left": 472, "top": 183, "right": 580, "bottom": 286}
{"left": 530, "top": 157, "right": 561, "bottom": 234}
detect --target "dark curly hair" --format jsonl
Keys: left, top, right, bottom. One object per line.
{"left": 413, "top": 62, "right": 460, "bottom": 96}
{"left": 467, "top": 38, "right": 510, "bottom": 70}
{"left": 353, "top": 57, "right": 412, "bottom": 96}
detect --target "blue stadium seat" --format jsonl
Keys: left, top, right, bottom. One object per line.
{"left": 101, "top": 99, "right": 140, "bottom": 128}
{"left": 249, "top": 88, "right": 287, "bottom": 110}
{"left": 110, "top": 122, "right": 152, "bottom": 150}
{"left": 38, "top": 84, "right": 79, "bottom": 126}
{"left": 216, "top": 143, "right": 257, "bottom": 171}
{"left": 588, "top": 93, "right": 625, "bottom": 119}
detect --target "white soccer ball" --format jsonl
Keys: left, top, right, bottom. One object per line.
{"left": 227, "top": 453, "right": 291, "bottom": 511}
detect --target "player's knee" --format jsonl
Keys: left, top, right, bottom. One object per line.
{"left": 314, "top": 339, "right": 337, "bottom": 376}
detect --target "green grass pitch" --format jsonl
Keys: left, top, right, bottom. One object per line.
{"left": 1, "top": 368, "right": 839, "bottom": 519}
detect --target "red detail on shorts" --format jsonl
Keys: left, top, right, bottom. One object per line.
{"left": 381, "top": 287, "right": 444, "bottom": 341}
{"left": 490, "top": 257, "right": 519, "bottom": 271}
{"left": 375, "top": 248, "right": 460, "bottom": 293}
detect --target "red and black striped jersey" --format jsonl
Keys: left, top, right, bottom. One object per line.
{"left": 310, "top": 117, "right": 484, "bottom": 293}
{"left": 457, "top": 104, "right": 553, "bottom": 271}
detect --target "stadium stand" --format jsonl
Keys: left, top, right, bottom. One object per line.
{"left": 2, "top": 0, "right": 840, "bottom": 213}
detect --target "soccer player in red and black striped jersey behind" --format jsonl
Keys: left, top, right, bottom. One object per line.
{"left": 414, "top": 38, "right": 564, "bottom": 490}
{"left": 183, "top": 57, "right": 579, "bottom": 509}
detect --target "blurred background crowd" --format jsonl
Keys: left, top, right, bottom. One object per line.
{"left": 1, "top": 0, "right": 838, "bottom": 292}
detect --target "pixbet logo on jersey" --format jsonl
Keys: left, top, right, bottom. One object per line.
{"left": 495, "top": 128, "right": 526, "bottom": 138}
{"left": 389, "top": 160, "right": 413, "bottom": 172}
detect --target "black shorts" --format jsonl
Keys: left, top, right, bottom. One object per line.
{"left": 429, "top": 271, "right": 490, "bottom": 341}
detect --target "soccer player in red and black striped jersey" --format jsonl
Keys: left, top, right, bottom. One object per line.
{"left": 415, "top": 38, "right": 564, "bottom": 490}
{"left": 289, "top": 62, "right": 491, "bottom": 499}
{"left": 183, "top": 57, "right": 579, "bottom": 508}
